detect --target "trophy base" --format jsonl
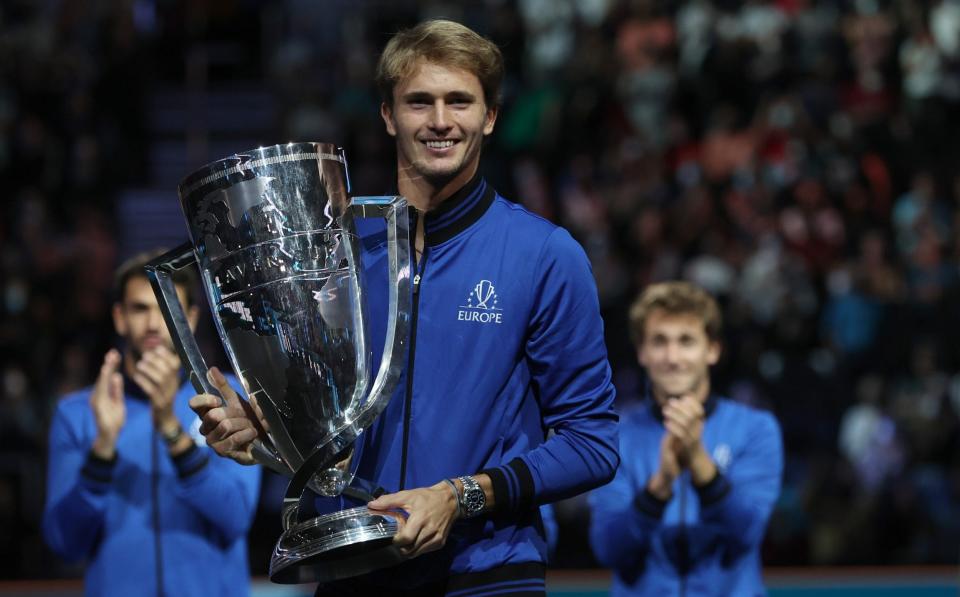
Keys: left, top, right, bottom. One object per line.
{"left": 269, "top": 505, "right": 403, "bottom": 584}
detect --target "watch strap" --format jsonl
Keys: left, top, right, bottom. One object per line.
{"left": 161, "top": 424, "right": 184, "bottom": 445}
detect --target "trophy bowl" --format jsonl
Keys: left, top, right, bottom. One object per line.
{"left": 145, "top": 142, "right": 411, "bottom": 583}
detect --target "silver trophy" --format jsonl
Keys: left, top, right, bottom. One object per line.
{"left": 144, "top": 142, "right": 412, "bottom": 584}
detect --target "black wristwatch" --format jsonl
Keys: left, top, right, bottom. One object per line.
{"left": 457, "top": 475, "right": 486, "bottom": 518}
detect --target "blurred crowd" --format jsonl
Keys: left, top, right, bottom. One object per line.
{"left": 3, "top": 0, "right": 960, "bottom": 579}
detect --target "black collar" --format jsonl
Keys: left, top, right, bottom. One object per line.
{"left": 123, "top": 375, "right": 149, "bottom": 402}
{"left": 417, "top": 172, "right": 496, "bottom": 246}
{"left": 649, "top": 393, "right": 719, "bottom": 422}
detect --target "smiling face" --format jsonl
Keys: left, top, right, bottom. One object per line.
{"left": 638, "top": 309, "right": 720, "bottom": 405}
{"left": 380, "top": 59, "right": 497, "bottom": 201}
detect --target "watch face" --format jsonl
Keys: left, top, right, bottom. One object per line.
{"left": 464, "top": 491, "right": 482, "bottom": 512}
{"left": 460, "top": 476, "right": 485, "bottom": 517}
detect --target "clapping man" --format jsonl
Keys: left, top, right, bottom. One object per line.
{"left": 43, "top": 251, "right": 261, "bottom": 597}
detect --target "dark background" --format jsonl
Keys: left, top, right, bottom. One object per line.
{"left": 2, "top": 0, "right": 960, "bottom": 579}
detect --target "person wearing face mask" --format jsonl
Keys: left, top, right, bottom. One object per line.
{"left": 589, "top": 281, "right": 783, "bottom": 596}
{"left": 42, "top": 250, "right": 261, "bottom": 597}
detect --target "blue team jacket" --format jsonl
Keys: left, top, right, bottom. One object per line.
{"left": 344, "top": 174, "right": 620, "bottom": 593}
{"left": 43, "top": 377, "right": 261, "bottom": 597}
{"left": 588, "top": 395, "right": 783, "bottom": 596}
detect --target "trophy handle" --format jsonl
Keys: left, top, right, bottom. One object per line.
{"left": 144, "top": 243, "right": 290, "bottom": 476}
{"left": 280, "top": 195, "right": 412, "bottom": 524}
{"left": 348, "top": 196, "right": 412, "bottom": 432}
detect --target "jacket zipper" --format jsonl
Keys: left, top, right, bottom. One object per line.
{"left": 678, "top": 473, "right": 688, "bottom": 597}
{"left": 399, "top": 248, "right": 428, "bottom": 490}
{"left": 152, "top": 430, "right": 164, "bottom": 597}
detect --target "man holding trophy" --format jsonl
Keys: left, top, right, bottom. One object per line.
{"left": 186, "top": 19, "right": 620, "bottom": 596}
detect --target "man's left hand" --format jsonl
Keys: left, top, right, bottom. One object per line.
{"left": 133, "top": 346, "right": 182, "bottom": 432}
{"left": 663, "top": 395, "right": 717, "bottom": 485}
{"left": 662, "top": 395, "right": 706, "bottom": 463}
{"left": 367, "top": 481, "right": 460, "bottom": 559}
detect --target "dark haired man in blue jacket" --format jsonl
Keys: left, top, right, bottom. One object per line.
{"left": 43, "top": 251, "right": 260, "bottom": 597}
{"left": 589, "top": 281, "right": 782, "bottom": 596}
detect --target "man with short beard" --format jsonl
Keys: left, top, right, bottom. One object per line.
{"left": 43, "top": 250, "right": 260, "bottom": 597}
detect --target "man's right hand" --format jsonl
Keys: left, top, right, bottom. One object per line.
{"left": 89, "top": 349, "right": 125, "bottom": 459}
{"left": 188, "top": 367, "right": 261, "bottom": 465}
{"left": 646, "top": 432, "right": 681, "bottom": 501}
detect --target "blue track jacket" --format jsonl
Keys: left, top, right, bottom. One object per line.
{"left": 43, "top": 376, "right": 261, "bottom": 597}
{"left": 589, "top": 396, "right": 782, "bottom": 596}
{"left": 341, "top": 174, "right": 619, "bottom": 593}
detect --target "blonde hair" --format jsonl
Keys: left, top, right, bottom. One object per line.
{"left": 376, "top": 19, "right": 503, "bottom": 108}
{"left": 629, "top": 281, "right": 722, "bottom": 346}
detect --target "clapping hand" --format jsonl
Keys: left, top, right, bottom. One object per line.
{"left": 132, "top": 346, "right": 182, "bottom": 434}
{"left": 662, "top": 394, "right": 716, "bottom": 485}
{"left": 661, "top": 395, "right": 706, "bottom": 465}
{"left": 90, "top": 350, "right": 125, "bottom": 459}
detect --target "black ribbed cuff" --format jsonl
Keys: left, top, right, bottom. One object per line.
{"left": 695, "top": 472, "right": 732, "bottom": 507}
{"left": 480, "top": 457, "right": 536, "bottom": 516}
{"left": 634, "top": 488, "right": 668, "bottom": 518}
{"left": 81, "top": 450, "right": 117, "bottom": 493}
{"left": 171, "top": 442, "right": 208, "bottom": 479}
{"left": 446, "top": 561, "right": 546, "bottom": 595}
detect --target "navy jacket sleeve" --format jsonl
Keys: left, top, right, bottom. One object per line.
{"left": 695, "top": 411, "right": 783, "bottom": 552}
{"left": 42, "top": 400, "right": 111, "bottom": 562}
{"left": 587, "top": 421, "right": 665, "bottom": 569}
{"left": 483, "top": 228, "right": 620, "bottom": 513}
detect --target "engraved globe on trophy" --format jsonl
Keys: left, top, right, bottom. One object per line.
{"left": 144, "top": 142, "right": 411, "bottom": 584}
